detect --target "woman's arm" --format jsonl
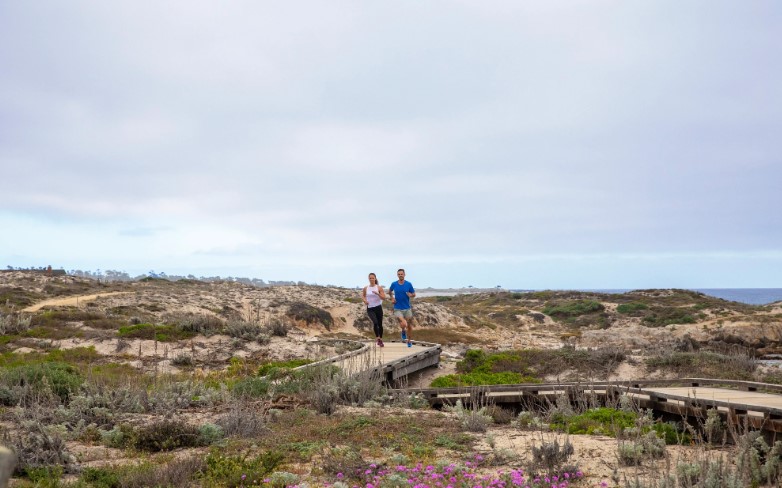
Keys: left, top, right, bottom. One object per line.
{"left": 377, "top": 286, "right": 386, "bottom": 300}
{"left": 362, "top": 286, "right": 368, "bottom": 304}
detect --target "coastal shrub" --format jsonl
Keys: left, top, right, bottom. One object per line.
{"left": 339, "top": 462, "right": 585, "bottom": 488}
{"left": 519, "top": 346, "right": 627, "bottom": 379}
{"left": 147, "top": 379, "right": 218, "bottom": 411}
{"left": 642, "top": 306, "right": 697, "bottom": 326}
{"left": 734, "top": 431, "right": 782, "bottom": 486}
{"left": 131, "top": 419, "right": 203, "bottom": 452}
{"left": 100, "top": 424, "right": 134, "bottom": 448}
{"left": 216, "top": 402, "right": 267, "bottom": 438}
{"left": 80, "top": 467, "right": 121, "bottom": 488}
{"left": 231, "top": 376, "right": 271, "bottom": 398}
{"left": 171, "top": 353, "right": 194, "bottom": 367}
{"left": 1, "top": 361, "right": 83, "bottom": 403}
{"left": 543, "top": 300, "right": 604, "bottom": 318}
{"left": 431, "top": 371, "right": 530, "bottom": 387}
{"left": 32, "top": 308, "right": 104, "bottom": 326}
{"left": 550, "top": 407, "right": 637, "bottom": 436}
{"left": 224, "top": 320, "right": 268, "bottom": 342}
{"left": 197, "top": 423, "right": 225, "bottom": 445}
{"left": 4, "top": 421, "right": 72, "bottom": 475}
{"left": 267, "top": 316, "right": 290, "bottom": 337}
{"left": 432, "top": 349, "right": 540, "bottom": 386}
{"left": 616, "top": 302, "right": 649, "bottom": 314}
{"left": 166, "top": 313, "right": 224, "bottom": 336}
{"left": 444, "top": 400, "right": 494, "bottom": 432}
{"left": 529, "top": 437, "right": 574, "bottom": 476}
{"left": 287, "top": 302, "right": 334, "bottom": 329}
{"left": 0, "top": 312, "right": 32, "bottom": 334}
{"left": 618, "top": 431, "right": 666, "bottom": 466}
{"left": 118, "top": 323, "right": 196, "bottom": 341}
{"left": 0, "top": 286, "right": 38, "bottom": 309}
{"left": 646, "top": 351, "right": 756, "bottom": 380}
{"left": 320, "top": 446, "right": 368, "bottom": 478}
{"left": 257, "top": 358, "right": 313, "bottom": 376}
{"left": 88, "top": 457, "right": 205, "bottom": 488}
{"left": 203, "top": 449, "right": 284, "bottom": 487}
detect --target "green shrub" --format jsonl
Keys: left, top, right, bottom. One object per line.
{"left": 430, "top": 371, "right": 534, "bottom": 387}
{"left": 231, "top": 377, "right": 271, "bottom": 398}
{"left": 257, "top": 359, "right": 313, "bottom": 377}
{"left": 81, "top": 467, "right": 120, "bottom": 488}
{"left": 642, "top": 307, "right": 697, "bottom": 326}
{"left": 198, "top": 423, "right": 225, "bottom": 445}
{"left": 118, "top": 323, "right": 195, "bottom": 341}
{"left": 543, "top": 300, "right": 604, "bottom": 318}
{"left": 646, "top": 351, "right": 756, "bottom": 380}
{"left": 287, "top": 302, "right": 334, "bottom": 329}
{"left": 0, "top": 312, "right": 32, "bottom": 334}
{"left": 6, "top": 422, "right": 72, "bottom": 475}
{"left": 23, "top": 466, "right": 64, "bottom": 486}
{"left": 166, "top": 313, "right": 224, "bottom": 336}
{"left": 433, "top": 349, "right": 541, "bottom": 386}
{"left": 100, "top": 424, "right": 134, "bottom": 449}
{"left": 2, "top": 361, "right": 83, "bottom": 403}
{"left": 654, "top": 421, "right": 691, "bottom": 445}
{"left": 46, "top": 346, "right": 100, "bottom": 364}
{"left": 203, "top": 449, "right": 284, "bottom": 488}
{"left": 117, "top": 323, "right": 155, "bottom": 339}
{"left": 550, "top": 407, "right": 637, "bottom": 436}
{"left": 616, "top": 302, "right": 649, "bottom": 314}
{"left": 131, "top": 419, "right": 203, "bottom": 452}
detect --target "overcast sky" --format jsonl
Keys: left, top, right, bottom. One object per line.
{"left": 1, "top": 1, "right": 780, "bottom": 289}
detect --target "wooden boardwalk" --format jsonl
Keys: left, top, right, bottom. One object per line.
{"left": 300, "top": 343, "right": 782, "bottom": 433}
{"left": 299, "top": 340, "right": 441, "bottom": 384}
{"left": 404, "top": 379, "right": 782, "bottom": 433}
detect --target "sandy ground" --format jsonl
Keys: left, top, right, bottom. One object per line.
{"left": 9, "top": 283, "right": 780, "bottom": 484}
{"left": 22, "top": 292, "right": 131, "bottom": 312}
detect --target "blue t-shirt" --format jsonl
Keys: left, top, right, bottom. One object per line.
{"left": 390, "top": 280, "right": 415, "bottom": 310}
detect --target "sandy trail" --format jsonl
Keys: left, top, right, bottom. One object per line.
{"left": 22, "top": 292, "right": 131, "bottom": 312}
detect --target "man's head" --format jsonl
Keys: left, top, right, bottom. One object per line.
{"left": 397, "top": 269, "right": 405, "bottom": 281}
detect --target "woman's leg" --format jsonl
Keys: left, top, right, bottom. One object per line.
{"left": 368, "top": 306, "right": 382, "bottom": 339}
{"left": 377, "top": 306, "right": 384, "bottom": 339}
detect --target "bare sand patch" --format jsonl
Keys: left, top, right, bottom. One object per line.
{"left": 22, "top": 292, "right": 131, "bottom": 312}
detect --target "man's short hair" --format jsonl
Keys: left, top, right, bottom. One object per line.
{"left": 397, "top": 268, "right": 405, "bottom": 273}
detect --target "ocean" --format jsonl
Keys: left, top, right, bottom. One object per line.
{"left": 569, "top": 289, "right": 782, "bottom": 305}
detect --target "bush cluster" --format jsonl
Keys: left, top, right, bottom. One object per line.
{"left": 431, "top": 349, "right": 540, "bottom": 387}
{"left": 287, "top": 302, "right": 334, "bottom": 329}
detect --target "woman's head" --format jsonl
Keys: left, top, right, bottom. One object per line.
{"left": 368, "top": 273, "right": 377, "bottom": 284}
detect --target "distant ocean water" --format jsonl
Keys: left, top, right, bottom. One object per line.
{"left": 567, "top": 289, "right": 782, "bottom": 305}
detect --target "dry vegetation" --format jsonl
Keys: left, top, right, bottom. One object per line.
{"left": 0, "top": 271, "right": 781, "bottom": 487}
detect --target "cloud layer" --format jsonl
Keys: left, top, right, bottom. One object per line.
{"left": 1, "top": 1, "right": 780, "bottom": 287}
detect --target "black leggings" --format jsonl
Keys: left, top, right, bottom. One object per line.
{"left": 367, "top": 305, "right": 383, "bottom": 338}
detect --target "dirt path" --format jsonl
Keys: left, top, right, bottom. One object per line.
{"left": 22, "top": 292, "right": 131, "bottom": 312}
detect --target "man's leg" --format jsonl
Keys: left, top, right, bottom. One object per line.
{"left": 405, "top": 310, "right": 413, "bottom": 346}
{"left": 396, "top": 312, "right": 408, "bottom": 341}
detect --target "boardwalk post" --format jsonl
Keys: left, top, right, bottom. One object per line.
{"left": 0, "top": 445, "right": 15, "bottom": 487}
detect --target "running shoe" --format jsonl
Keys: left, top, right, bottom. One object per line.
{"left": 407, "top": 340, "right": 412, "bottom": 348}
{"left": 401, "top": 330, "right": 407, "bottom": 341}
{"left": 378, "top": 339, "right": 384, "bottom": 347}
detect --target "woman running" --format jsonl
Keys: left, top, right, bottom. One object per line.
{"left": 362, "top": 273, "right": 387, "bottom": 347}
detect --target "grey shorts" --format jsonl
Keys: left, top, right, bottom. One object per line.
{"left": 393, "top": 308, "right": 413, "bottom": 319}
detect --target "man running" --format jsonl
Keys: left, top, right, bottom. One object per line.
{"left": 389, "top": 268, "right": 416, "bottom": 347}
